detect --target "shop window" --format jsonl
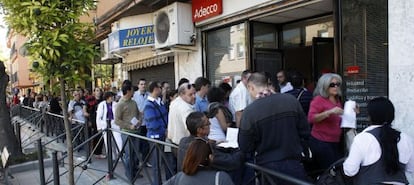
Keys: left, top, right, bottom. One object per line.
{"left": 206, "top": 23, "right": 247, "bottom": 86}
{"left": 305, "top": 21, "right": 333, "bottom": 45}
{"left": 282, "top": 16, "right": 333, "bottom": 48}
{"left": 283, "top": 28, "right": 301, "bottom": 47}
{"left": 228, "top": 44, "right": 235, "bottom": 60}
{"left": 252, "top": 22, "right": 278, "bottom": 49}
{"left": 236, "top": 43, "right": 244, "bottom": 58}
{"left": 341, "top": 0, "right": 388, "bottom": 130}
{"left": 237, "top": 24, "right": 245, "bottom": 31}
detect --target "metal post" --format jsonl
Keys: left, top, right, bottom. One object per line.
{"left": 106, "top": 120, "right": 113, "bottom": 179}
{"left": 155, "top": 144, "right": 161, "bottom": 185}
{"left": 84, "top": 123, "right": 91, "bottom": 163}
{"left": 15, "top": 122, "right": 22, "bottom": 153}
{"left": 37, "top": 139, "right": 46, "bottom": 185}
{"left": 52, "top": 151, "right": 60, "bottom": 185}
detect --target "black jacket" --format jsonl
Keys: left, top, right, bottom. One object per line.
{"left": 238, "top": 93, "right": 310, "bottom": 165}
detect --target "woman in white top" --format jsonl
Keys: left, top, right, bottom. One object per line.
{"left": 206, "top": 87, "right": 234, "bottom": 142}
{"left": 343, "top": 97, "right": 414, "bottom": 185}
{"left": 96, "top": 91, "right": 122, "bottom": 159}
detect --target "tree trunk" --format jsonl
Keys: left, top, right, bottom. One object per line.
{"left": 59, "top": 78, "right": 74, "bottom": 185}
{"left": 0, "top": 62, "right": 22, "bottom": 158}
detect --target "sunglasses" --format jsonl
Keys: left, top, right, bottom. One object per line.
{"left": 329, "top": 82, "right": 341, "bottom": 88}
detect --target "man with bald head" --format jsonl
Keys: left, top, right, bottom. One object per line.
{"left": 239, "top": 72, "right": 310, "bottom": 185}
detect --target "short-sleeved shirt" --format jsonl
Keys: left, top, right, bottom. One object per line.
{"left": 68, "top": 99, "right": 86, "bottom": 122}
{"left": 229, "top": 82, "right": 250, "bottom": 121}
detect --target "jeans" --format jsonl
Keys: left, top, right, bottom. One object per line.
{"left": 121, "top": 134, "right": 140, "bottom": 182}
{"left": 150, "top": 137, "right": 164, "bottom": 185}
{"left": 164, "top": 151, "right": 176, "bottom": 180}
{"left": 261, "top": 160, "right": 309, "bottom": 185}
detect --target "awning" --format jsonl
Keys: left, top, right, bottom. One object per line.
{"left": 14, "top": 84, "right": 40, "bottom": 88}
{"left": 122, "top": 52, "right": 174, "bottom": 71}
{"left": 95, "top": 57, "right": 123, "bottom": 65}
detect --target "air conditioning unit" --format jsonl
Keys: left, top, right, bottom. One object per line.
{"left": 154, "top": 2, "right": 194, "bottom": 49}
{"left": 100, "top": 38, "right": 115, "bottom": 61}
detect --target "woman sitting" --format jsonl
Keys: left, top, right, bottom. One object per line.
{"left": 343, "top": 97, "right": 414, "bottom": 184}
{"left": 164, "top": 138, "right": 234, "bottom": 185}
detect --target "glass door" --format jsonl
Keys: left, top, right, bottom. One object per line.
{"left": 312, "top": 37, "right": 334, "bottom": 82}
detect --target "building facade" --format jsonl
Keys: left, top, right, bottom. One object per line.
{"left": 94, "top": 0, "right": 414, "bottom": 137}
{"left": 6, "top": 32, "right": 41, "bottom": 95}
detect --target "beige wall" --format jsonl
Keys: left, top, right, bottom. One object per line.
{"left": 80, "top": 0, "right": 124, "bottom": 23}
{"left": 12, "top": 34, "right": 32, "bottom": 88}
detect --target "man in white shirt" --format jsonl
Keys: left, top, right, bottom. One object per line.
{"left": 229, "top": 70, "right": 251, "bottom": 128}
{"left": 132, "top": 78, "right": 150, "bottom": 166}
{"left": 277, "top": 70, "right": 293, "bottom": 93}
{"left": 167, "top": 83, "right": 196, "bottom": 145}
{"left": 68, "top": 90, "right": 87, "bottom": 123}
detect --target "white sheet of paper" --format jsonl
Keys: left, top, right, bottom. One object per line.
{"left": 341, "top": 100, "right": 356, "bottom": 128}
{"left": 130, "top": 117, "right": 139, "bottom": 126}
{"left": 217, "top": 128, "right": 239, "bottom": 148}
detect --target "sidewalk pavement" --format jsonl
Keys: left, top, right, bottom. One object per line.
{"left": 3, "top": 117, "right": 155, "bottom": 185}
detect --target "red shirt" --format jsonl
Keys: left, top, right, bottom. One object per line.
{"left": 12, "top": 95, "right": 20, "bottom": 105}
{"left": 308, "top": 95, "right": 342, "bottom": 142}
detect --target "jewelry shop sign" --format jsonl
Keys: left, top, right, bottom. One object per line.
{"left": 109, "top": 25, "right": 154, "bottom": 52}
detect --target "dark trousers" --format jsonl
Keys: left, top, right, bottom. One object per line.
{"left": 138, "top": 126, "right": 149, "bottom": 161}
{"left": 164, "top": 151, "right": 176, "bottom": 179}
{"left": 242, "top": 154, "right": 255, "bottom": 185}
{"left": 261, "top": 159, "right": 309, "bottom": 185}
{"left": 90, "top": 122, "right": 104, "bottom": 155}
{"left": 309, "top": 136, "right": 342, "bottom": 171}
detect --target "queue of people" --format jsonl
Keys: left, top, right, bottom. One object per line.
{"left": 10, "top": 69, "right": 414, "bottom": 185}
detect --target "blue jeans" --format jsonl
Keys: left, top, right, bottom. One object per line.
{"left": 150, "top": 136, "right": 167, "bottom": 185}
{"left": 164, "top": 152, "right": 176, "bottom": 180}
{"left": 261, "top": 160, "right": 309, "bottom": 185}
{"left": 121, "top": 134, "right": 140, "bottom": 182}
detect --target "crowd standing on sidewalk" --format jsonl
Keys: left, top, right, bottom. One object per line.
{"left": 9, "top": 67, "right": 414, "bottom": 185}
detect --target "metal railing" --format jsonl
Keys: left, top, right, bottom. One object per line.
{"left": 12, "top": 105, "right": 316, "bottom": 185}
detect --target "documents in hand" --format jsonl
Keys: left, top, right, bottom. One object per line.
{"left": 130, "top": 117, "right": 139, "bottom": 126}
{"left": 217, "top": 128, "right": 239, "bottom": 148}
{"left": 341, "top": 100, "right": 356, "bottom": 128}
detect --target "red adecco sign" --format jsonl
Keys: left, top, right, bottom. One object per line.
{"left": 192, "top": 0, "right": 223, "bottom": 22}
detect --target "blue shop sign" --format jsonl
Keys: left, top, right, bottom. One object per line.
{"left": 109, "top": 25, "right": 154, "bottom": 52}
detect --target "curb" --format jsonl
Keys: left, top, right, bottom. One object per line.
{"left": 9, "top": 158, "right": 53, "bottom": 174}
